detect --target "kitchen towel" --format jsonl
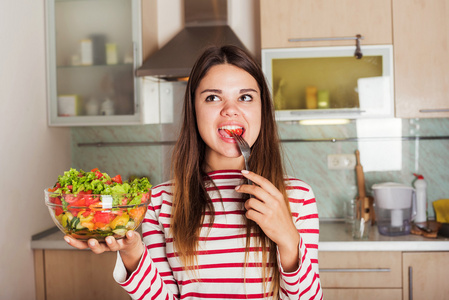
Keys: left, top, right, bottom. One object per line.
{"left": 433, "top": 199, "right": 449, "bottom": 223}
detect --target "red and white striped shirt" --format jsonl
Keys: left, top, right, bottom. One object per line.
{"left": 114, "top": 170, "right": 322, "bottom": 299}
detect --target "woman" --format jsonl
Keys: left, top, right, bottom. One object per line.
{"left": 65, "top": 45, "right": 322, "bottom": 299}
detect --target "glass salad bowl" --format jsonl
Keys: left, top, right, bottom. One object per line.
{"left": 45, "top": 190, "right": 150, "bottom": 241}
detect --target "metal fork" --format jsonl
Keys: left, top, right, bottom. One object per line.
{"left": 230, "top": 132, "right": 253, "bottom": 186}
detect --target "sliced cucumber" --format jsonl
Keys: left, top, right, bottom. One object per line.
{"left": 71, "top": 217, "right": 80, "bottom": 229}
{"left": 113, "top": 228, "right": 127, "bottom": 236}
{"left": 126, "top": 221, "right": 135, "bottom": 229}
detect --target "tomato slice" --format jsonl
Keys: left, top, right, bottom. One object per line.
{"left": 64, "top": 194, "right": 77, "bottom": 203}
{"left": 95, "top": 170, "right": 103, "bottom": 179}
{"left": 233, "top": 128, "right": 243, "bottom": 136}
{"left": 111, "top": 175, "right": 123, "bottom": 184}
{"left": 49, "top": 196, "right": 62, "bottom": 205}
{"left": 84, "top": 195, "right": 100, "bottom": 206}
{"left": 224, "top": 128, "right": 243, "bottom": 136}
{"left": 121, "top": 197, "right": 129, "bottom": 205}
{"left": 51, "top": 196, "right": 63, "bottom": 216}
{"left": 141, "top": 192, "right": 150, "bottom": 203}
{"left": 54, "top": 207, "right": 63, "bottom": 216}
{"left": 69, "top": 198, "right": 86, "bottom": 207}
{"left": 93, "top": 212, "right": 115, "bottom": 224}
{"left": 91, "top": 168, "right": 99, "bottom": 172}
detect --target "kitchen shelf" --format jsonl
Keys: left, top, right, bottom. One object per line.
{"left": 76, "top": 135, "right": 449, "bottom": 148}
{"left": 262, "top": 45, "right": 394, "bottom": 121}
{"left": 56, "top": 63, "right": 133, "bottom": 69}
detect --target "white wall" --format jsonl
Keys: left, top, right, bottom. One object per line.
{"left": 0, "top": 1, "right": 71, "bottom": 299}
{"left": 228, "top": 0, "right": 261, "bottom": 60}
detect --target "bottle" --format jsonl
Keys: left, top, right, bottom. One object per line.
{"left": 305, "top": 86, "right": 317, "bottom": 109}
{"left": 100, "top": 98, "right": 115, "bottom": 115}
{"left": 274, "top": 79, "right": 287, "bottom": 110}
{"left": 413, "top": 173, "right": 427, "bottom": 223}
{"left": 317, "top": 90, "right": 330, "bottom": 109}
{"left": 85, "top": 97, "right": 100, "bottom": 115}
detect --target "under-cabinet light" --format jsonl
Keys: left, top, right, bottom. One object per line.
{"left": 299, "top": 119, "right": 351, "bottom": 126}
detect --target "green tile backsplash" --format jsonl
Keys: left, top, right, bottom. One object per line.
{"left": 72, "top": 118, "right": 449, "bottom": 220}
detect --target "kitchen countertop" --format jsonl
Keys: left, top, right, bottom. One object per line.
{"left": 31, "top": 221, "right": 449, "bottom": 252}
{"left": 319, "top": 221, "right": 449, "bottom": 251}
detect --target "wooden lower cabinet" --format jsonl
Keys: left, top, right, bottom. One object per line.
{"left": 402, "top": 252, "right": 449, "bottom": 300}
{"left": 34, "top": 249, "right": 130, "bottom": 300}
{"left": 320, "top": 251, "right": 449, "bottom": 300}
{"left": 323, "top": 289, "right": 402, "bottom": 299}
{"left": 319, "top": 251, "right": 402, "bottom": 299}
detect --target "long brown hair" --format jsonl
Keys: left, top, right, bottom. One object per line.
{"left": 171, "top": 45, "right": 288, "bottom": 298}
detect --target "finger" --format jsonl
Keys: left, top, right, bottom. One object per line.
{"left": 64, "top": 235, "right": 89, "bottom": 250}
{"left": 104, "top": 236, "right": 121, "bottom": 251}
{"left": 120, "top": 231, "right": 146, "bottom": 258}
{"left": 245, "top": 207, "right": 265, "bottom": 225}
{"left": 245, "top": 197, "right": 269, "bottom": 215}
{"left": 240, "top": 170, "right": 283, "bottom": 198}
{"left": 124, "top": 230, "right": 142, "bottom": 246}
{"left": 87, "top": 238, "right": 109, "bottom": 254}
{"left": 236, "top": 183, "right": 273, "bottom": 204}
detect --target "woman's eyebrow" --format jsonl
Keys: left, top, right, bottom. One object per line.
{"left": 200, "top": 88, "right": 258, "bottom": 94}
{"left": 240, "top": 88, "right": 258, "bottom": 93}
{"left": 200, "top": 89, "right": 222, "bottom": 94}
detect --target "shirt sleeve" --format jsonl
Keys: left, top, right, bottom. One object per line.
{"left": 113, "top": 185, "right": 179, "bottom": 299}
{"left": 278, "top": 178, "right": 323, "bottom": 299}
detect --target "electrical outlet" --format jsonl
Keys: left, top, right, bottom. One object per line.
{"left": 327, "top": 154, "right": 356, "bottom": 170}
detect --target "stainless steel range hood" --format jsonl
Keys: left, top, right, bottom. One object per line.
{"left": 136, "top": 0, "right": 247, "bottom": 78}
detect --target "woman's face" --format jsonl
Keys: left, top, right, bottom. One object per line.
{"left": 195, "top": 63, "right": 262, "bottom": 171}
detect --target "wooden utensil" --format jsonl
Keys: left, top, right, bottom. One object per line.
{"left": 355, "top": 150, "right": 370, "bottom": 222}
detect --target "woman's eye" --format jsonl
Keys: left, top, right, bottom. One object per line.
{"left": 239, "top": 94, "right": 253, "bottom": 102}
{"left": 205, "top": 95, "right": 220, "bottom": 102}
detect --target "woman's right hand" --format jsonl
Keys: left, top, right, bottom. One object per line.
{"left": 64, "top": 230, "right": 145, "bottom": 274}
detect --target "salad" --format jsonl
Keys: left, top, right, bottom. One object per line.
{"left": 45, "top": 168, "right": 152, "bottom": 240}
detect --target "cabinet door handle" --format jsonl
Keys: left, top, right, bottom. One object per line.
{"left": 419, "top": 108, "right": 449, "bottom": 113}
{"left": 409, "top": 266, "right": 413, "bottom": 300}
{"left": 288, "top": 36, "right": 364, "bottom": 43}
{"left": 290, "top": 109, "right": 366, "bottom": 115}
{"left": 319, "top": 268, "right": 390, "bottom": 272}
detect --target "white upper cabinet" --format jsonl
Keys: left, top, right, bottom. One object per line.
{"left": 45, "top": 0, "right": 153, "bottom": 126}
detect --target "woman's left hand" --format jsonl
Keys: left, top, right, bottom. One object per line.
{"left": 235, "top": 170, "right": 300, "bottom": 272}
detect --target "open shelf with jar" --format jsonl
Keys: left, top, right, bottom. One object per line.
{"left": 262, "top": 45, "right": 394, "bottom": 121}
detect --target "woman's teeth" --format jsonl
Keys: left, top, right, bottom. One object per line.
{"left": 219, "top": 126, "right": 243, "bottom": 137}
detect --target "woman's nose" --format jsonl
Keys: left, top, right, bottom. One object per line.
{"left": 220, "top": 101, "right": 239, "bottom": 117}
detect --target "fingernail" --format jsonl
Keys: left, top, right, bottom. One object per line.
{"left": 127, "top": 230, "right": 133, "bottom": 238}
{"left": 106, "top": 237, "right": 113, "bottom": 244}
{"left": 64, "top": 236, "right": 71, "bottom": 244}
{"left": 241, "top": 170, "right": 249, "bottom": 174}
{"left": 235, "top": 185, "right": 241, "bottom": 191}
{"left": 89, "top": 240, "right": 96, "bottom": 247}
